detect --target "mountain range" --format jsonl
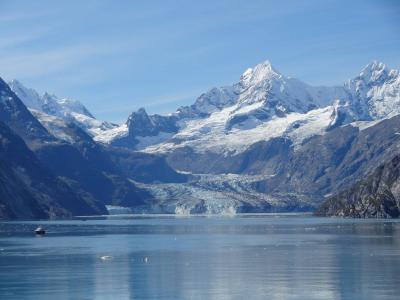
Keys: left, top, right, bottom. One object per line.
{"left": 1, "top": 59, "right": 400, "bottom": 219}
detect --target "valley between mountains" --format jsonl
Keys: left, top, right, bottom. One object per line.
{"left": 1, "top": 60, "right": 400, "bottom": 219}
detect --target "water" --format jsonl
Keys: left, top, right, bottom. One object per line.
{"left": 0, "top": 214, "right": 400, "bottom": 300}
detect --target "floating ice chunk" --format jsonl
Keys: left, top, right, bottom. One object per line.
{"left": 100, "top": 255, "right": 113, "bottom": 261}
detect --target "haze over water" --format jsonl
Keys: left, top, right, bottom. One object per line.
{"left": 0, "top": 214, "right": 399, "bottom": 300}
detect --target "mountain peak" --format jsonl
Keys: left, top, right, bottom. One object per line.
{"left": 127, "top": 107, "right": 149, "bottom": 120}
{"left": 127, "top": 108, "right": 150, "bottom": 126}
{"left": 42, "top": 92, "right": 58, "bottom": 102}
{"left": 363, "top": 60, "right": 386, "bottom": 71}
{"left": 8, "top": 79, "right": 43, "bottom": 110}
{"left": 359, "top": 60, "right": 391, "bottom": 83}
{"left": 137, "top": 107, "right": 148, "bottom": 115}
{"left": 240, "top": 60, "right": 282, "bottom": 86}
{"left": 9, "top": 80, "right": 95, "bottom": 120}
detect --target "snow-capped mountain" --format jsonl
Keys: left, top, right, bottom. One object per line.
{"left": 9, "top": 80, "right": 93, "bottom": 118}
{"left": 93, "top": 60, "right": 347, "bottom": 153}
{"left": 9, "top": 80, "right": 117, "bottom": 138}
{"left": 230, "top": 61, "right": 344, "bottom": 115}
{"left": 94, "top": 60, "right": 399, "bottom": 157}
{"left": 2, "top": 59, "right": 400, "bottom": 217}
{"left": 344, "top": 61, "right": 400, "bottom": 120}
{"left": 176, "top": 61, "right": 346, "bottom": 120}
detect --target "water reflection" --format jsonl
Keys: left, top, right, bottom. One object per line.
{"left": 0, "top": 216, "right": 399, "bottom": 299}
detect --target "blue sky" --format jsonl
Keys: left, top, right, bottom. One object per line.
{"left": 0, "top": 0, "right": 399, "bottom": 122}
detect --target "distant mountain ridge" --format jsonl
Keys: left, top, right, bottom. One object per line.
{"left": 2, "top": 59, "right": 400, "bottom": 218}
{"left": 12, "top": 60, "right": 400, "bottom": 154}
{"left": 9, "top": 80, "right": 117, "bottom": 138}
{"left": 9, "top": 79, "right": 94, "bottom": 118}
{"left": 92, "top": 61, "right": 399, "bottom": 156}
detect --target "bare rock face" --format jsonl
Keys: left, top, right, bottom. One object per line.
{"left": 316, "top": 155, "right": 400, "bottom": 218}
{"left": 111, "top": 108, "right": 179, "bottom": 148}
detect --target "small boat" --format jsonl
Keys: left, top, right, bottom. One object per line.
{"left": 34, "top": 226, "right": 45, "bottom": 235}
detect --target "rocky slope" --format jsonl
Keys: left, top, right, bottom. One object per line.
{"left": 0, "top": 121, "right": 106, "bottom": 219}
{"left": 1, "top": 77, "right": 186, "bottom": 219}
{"left": 316, "top": 155, "right": 400, "bottom": 218}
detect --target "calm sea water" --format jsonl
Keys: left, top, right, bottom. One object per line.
{"left": 0, "top": 214, "right": 399, "bottom": 300}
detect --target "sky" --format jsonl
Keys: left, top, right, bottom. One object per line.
{"left": 0, "top": 0, "right": 399, "bottom": 122}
